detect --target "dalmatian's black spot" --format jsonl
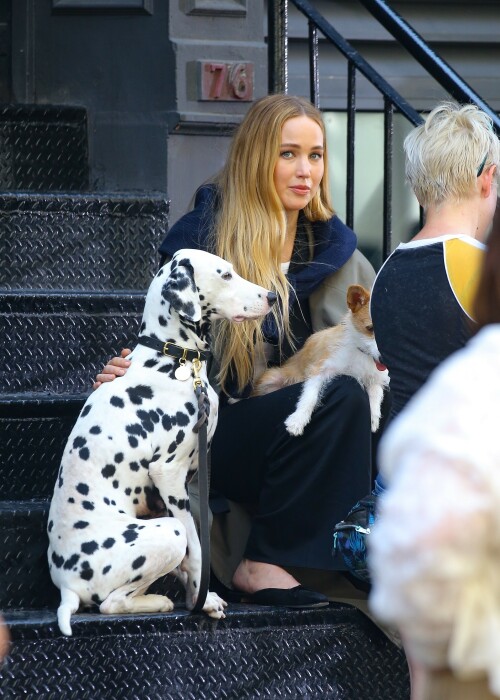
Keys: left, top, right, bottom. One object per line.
{"left": 101, "top": 464, "right": 116, "bottom": 479}
{"left": 126, "top": 385, "right": 154, "bottom": 405}
{"left": 73, "top": 436, "right": 87, "bottom": 450}
{"left": 128, "top": 436, "right": 139, "bottom": 448}
{"left": 158, "top": 315, "right": 167, "bottom": 326}
{"left": 64, "top": 553, "right": 80, "bottom": 570}
{"left": 133, "top": 498, "right": 139, "bottom": 504}
{"left": 103, "top": 497, "right": 110, "bottom": 505}
{"left": 82, "top": 501, "right": 95, "bottom": 511}
{"left": 102, "top": 538, "right": 115, "bottom": 549}
{"left": 132, "top": 556, "right": 146, "bottom": 569}
{"left": 112, "top": 480, "right": 119, "bottom": 489}
{"left": 52, "top": 552, "right": 64, "bottom": 568}
{"left": 168, "top": 496, "right": 190, "bottom": 512}
{"left": 68, "top": 497, "right": 75, "bottom": 504}
{"left": 81, "top": 541, "right": 99, "bottom": 555}
{"left": 126, "top": 423, "right": 148, "bottom": 440}
{"left": 162, "top": 414, "right": 173, "bottom": 432}
{"left": 128, "top": 524, "right": 139, "bottom": 529}
{"left": 103, "top": 565, "right": 112, "bottom": 575}
{"left": 73, "top": 521, "right": 89, "bottom": 529}
{"left": 140, "top": 459, "right": 149, "bottom": 469}
{"left": 58, "top": 466, "right": 64, "bottom": 488}
{"left": 48, "top": 520, "right": 53, "bottom": 532}
{"left": 158, "top": 364, "right": 175, "bottom": 376}
{"left": 185, "top": 402, "right": 196, "bottom": 416}
{"left": 131, "top": 574, "right": 142, "bottom": 583}
{"left": 167, "top": 441, "right": 178, "bottom": 454}
{"left": 179, "top": 328, "right": 189, "bottom": 342}
{"left": 134, "top": 487, "right": 142, "bottom": 494}
{"left": 111, "top": 500, "right": 116, "bottom": 505}
{"left": 110, "top": 396, "right": 125, "bottom": 408}
{"left": 122, "top": 529, "right": 139, "bottom": 543}
{"left": 91, "top": 594, "right": 101, "bottom": 605}
{"left": 80, "top": 562, "right": 94, "bottom": 581}
{"left": 193, "top": 581, "right": 197, "bottom": 589}
{"left": 79, "top": 447, "right": 90, "bottom": 461}
{"left": 125, "top": 487, "right": 132, "bottom": 495}
{"left": 166, "top": 455, "right": 175, "bottom": 463}
{"left": 129, "top": 461, "right": 140, "bottom": 472}
{"left": 174, "top": 530, "right": 180, "bottom": 536}
{"left": 81, "top": 404, "right": 92, "bottom": 418}
{"left": 76, "top": 483, "right": 89, "bottom": 496}
{"left": 114, "top": 452, "right": 124, "bottom": 463}
{"left": 175, "top": 412, "right": 189, "bottom": 427}
{"left": 89, "top": 425, "right": 102, "bottom": 435}
{"left": 144, "top": 359, "right": 159, "bottom": 368}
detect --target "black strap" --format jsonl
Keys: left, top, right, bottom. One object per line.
{"left": 191, "top": 384, "right": 211, "bottom": 613}
{"left": 137, "top": 335, "right": 210, "bottom": 363}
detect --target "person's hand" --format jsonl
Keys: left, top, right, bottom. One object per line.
{"left": 93, "top": 348, "right": 132, "bottom": 390}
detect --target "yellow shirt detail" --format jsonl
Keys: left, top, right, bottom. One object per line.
{"left": 444, "top": 238, "right": 484, "bottom": 321}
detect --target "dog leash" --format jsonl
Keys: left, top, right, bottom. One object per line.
{"left": 191, "top": 364, "right": 211, "bottom": 613}
{"left": 138, "top": 334, "right": 212, "bottom": 612}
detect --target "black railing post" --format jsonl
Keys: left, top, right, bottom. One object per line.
{"left": 346, "top": 62, "right": 356, "bottom": 230}
{"left": 308, "top": 21, "right": 319, "bottom": 107}
{"left": 383, "top": 99, "right": 394, "bottom": 259}
{"left": 268, "top": 0, "right": 288, "bottom": 94}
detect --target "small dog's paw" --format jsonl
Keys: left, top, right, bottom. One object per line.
{"left": 284, "top": 413, "right": 306, "bottom": 436}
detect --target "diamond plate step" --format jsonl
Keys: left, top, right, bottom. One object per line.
{"left": 0, "top": 499, "right": 184, "bottom": 611}
{"left": 1, "top": 605, "right": 410, "bottom": 699}
{"left": 0, "top": 397, "right": 83, "bottom": 500}
{"left": 0, "top": 192, "right": 168, "bottom": 291}
{"left": 0, "top": 292, "right": 144, "bottom": 394}
{"left": 0, "top": 105, "right": 88, "bottom": 191}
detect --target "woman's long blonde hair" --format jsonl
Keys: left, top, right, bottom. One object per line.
{"left": 210, "top": 94, "right": 334, "bottom": 393}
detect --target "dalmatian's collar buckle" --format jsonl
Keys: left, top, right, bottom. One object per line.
{"left": 137, "top": 335, "right": 210, "bottom": 382}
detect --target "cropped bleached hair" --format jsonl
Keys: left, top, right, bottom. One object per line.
{"left": 404, "top": 101, "right": 500, "bottom": 208}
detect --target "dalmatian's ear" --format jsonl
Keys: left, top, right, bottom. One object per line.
{"left": 161, "top": 256, "right": 202, "bottom": 322}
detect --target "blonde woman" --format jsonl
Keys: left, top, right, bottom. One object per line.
{"left": 370, "top": 101, "right": 499, "bottom": 497}
{"left": 96, "top": 94, "right": 376, "bottom": 606}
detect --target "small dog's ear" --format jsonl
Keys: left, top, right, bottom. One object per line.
{"left": 346, "top": 284, "right": 370, "bottom": 313}
{"left": 162, "top": 256, "right": 202, "bottom": 322}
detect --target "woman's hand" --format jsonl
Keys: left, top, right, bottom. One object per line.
{"left": 93, "top": 348, "right": 132, "bottom": 390}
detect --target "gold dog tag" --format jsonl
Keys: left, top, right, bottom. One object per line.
{"left": 175, "top": 363, "right": 191, "bottom": 381}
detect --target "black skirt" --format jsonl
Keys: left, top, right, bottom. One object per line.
{"left": 210, "top": 375, "right": 372, "bottom": 571}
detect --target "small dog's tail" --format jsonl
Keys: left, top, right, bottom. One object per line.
{"left": 57, "top": 586, "right": 80, "bottom": 636}
{"left": 253, "top": 367, "right": 289, "bottom": 396}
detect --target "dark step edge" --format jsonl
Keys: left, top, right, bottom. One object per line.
{"left": 0, "top": 395, "right": 87, "bottom": 417}
{"left": 3, "top": 602, "right": 370, "bottom": 642}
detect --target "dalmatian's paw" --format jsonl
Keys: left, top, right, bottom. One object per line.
{"left": 284, "top": 412, "right": 307, "bottom": 436}
{"left": 202, "top": 591, "right": 228, "bottom": 619}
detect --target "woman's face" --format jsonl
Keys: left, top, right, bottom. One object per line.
{"left": 273, "top": 115, "right": 325, "bottom": 214}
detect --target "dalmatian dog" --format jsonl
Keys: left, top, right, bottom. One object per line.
{"left": 47, "top": 248, "right": 276, "bottom": 635}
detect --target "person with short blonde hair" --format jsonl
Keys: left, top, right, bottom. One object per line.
{"left": 370, "top": 101, "right": 499, "bottom": 441}
{"left": 369, "top": 204, "right": 500, "bottom": 700}
{"left": 404, "top": 101, "right": 500, "bottom": 209}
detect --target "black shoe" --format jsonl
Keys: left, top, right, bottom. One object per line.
{"left": 241, "top": 585, "right": 329, "bottom": 609}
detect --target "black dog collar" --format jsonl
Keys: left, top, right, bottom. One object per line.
{"left": 137, "top": 335, "right": 210, "bottom": 363}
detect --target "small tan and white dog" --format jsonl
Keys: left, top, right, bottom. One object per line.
{"left": 253, "top": 284, "right": 389, "bottom": 436}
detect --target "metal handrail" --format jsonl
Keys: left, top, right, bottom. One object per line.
{"left": 268, "top": 0, "right": 498, "bottom": 258}
{"left": 358, "top": 0, "right": 500, "bottom": 134}
{"left": 268, "top": 0, "right": 425, "bottom": 256}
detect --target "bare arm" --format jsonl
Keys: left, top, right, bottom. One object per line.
{"left": 93, "top": 348, "right": 132, "bottom": 390}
